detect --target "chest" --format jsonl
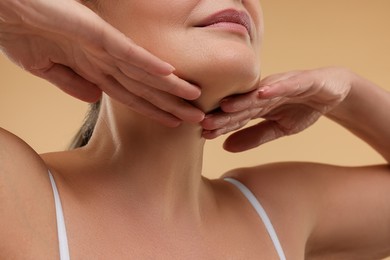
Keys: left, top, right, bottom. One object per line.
{"left": 57, "top": 193, "right": 304, "bottom": 259}
{"left": 64, "top": 216, "right": 285, "bottom": 259}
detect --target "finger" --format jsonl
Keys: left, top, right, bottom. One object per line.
{"left": 259, "top": 72, "right": 320, "bottom": 99}
{"left": 259, "top": 70, "right": 302, "bottom": 86}
{"left": 98, "top": 75, "right": 183, "bottom": 127}
{"left": 85, "top": 55, "right": 201, "bottom": 101}
{"left": 202, "top": 118, "right": 251, "bottom": 140}
{"left": 111, "top": 71, "right": 205, "bottom": 123}
{"left": 202, "top": 107, "right": 262, "bottom": 130}
{"left": 223, "top": 120, "right": 286, "bottom": 152}
{"left": 135, "top": 89, "right": 205, "bottom": 123}
{"left": 219, "top": 90, "right": 259, "bottom": 113}
{"left": 33, "top": 63, "right": 102, "bottom": 103}
{"left": 99, "top": 26, "right": 175, "bottom": 76}
{"left": 219, "top": 90, "right": 282, "bottom": 114}
{"left": 117, "top": 62, "right": 201, "bottom": 100}
{"left": 71, "top": 60, "right": 204, "bottom": 123}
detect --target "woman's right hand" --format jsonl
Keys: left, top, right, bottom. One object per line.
{"left": 0, "top": 0, "right": 204, "bottom": 127}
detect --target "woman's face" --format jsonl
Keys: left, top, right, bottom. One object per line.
{"left": 98, "top": 0, "right": 263, "bottom": 112}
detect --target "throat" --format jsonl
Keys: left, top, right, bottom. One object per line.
{"left": 79, "top": 106, "right": 209, "bottom": 222}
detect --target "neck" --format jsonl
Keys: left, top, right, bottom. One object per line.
{"left": 81, "top": 98, "right": 213, "bottom": 223}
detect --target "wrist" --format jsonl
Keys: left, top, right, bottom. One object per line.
{"left": 326, "top": 72, "right": 390, "bottom": 162}
{"left": 326, "top": 69, "right": 361, "bottom": 120}
{"left": 326, "top": 70, "right": 389, "bottom": 134}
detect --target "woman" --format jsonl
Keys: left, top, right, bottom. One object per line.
{"left": 1, "top": 1, "right": 390, "bottom": 260}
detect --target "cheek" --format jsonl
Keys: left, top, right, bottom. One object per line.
{"left": 99, "top": 0, "right": 197, "bottom": 46}
{"left": 150, "top": 29, "right": 261, "bottom": 77}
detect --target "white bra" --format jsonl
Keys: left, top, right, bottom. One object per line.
{"left": 48, "top": 172, "right": 286, "bottom": 260}
{"left": 224, "top": 177, "right": 286, "bottom": 260}
{"left": 48, "top": 171, "right": 70, "bottom": 260}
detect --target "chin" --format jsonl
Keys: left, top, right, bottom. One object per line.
{"left": 176, "top": 42, "right": 261, "bottom": 112}
{"left": 193, "top": 78, "right": 260, "bottom": 113}
{"left": 190, "top": 73, "right": 261, "bottom": 113}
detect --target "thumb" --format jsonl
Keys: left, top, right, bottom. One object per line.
{"left": 223, "top": 120, "right": 286, "bottom": 153}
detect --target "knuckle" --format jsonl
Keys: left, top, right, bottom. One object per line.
{"left": 226, "top": 122, "right": 241, "bottom": 132}
{"left": 249, "top": 108, "right": 262, "bottom": 118}
{"left": 137, "top": 86, "right": 155, "bottom": 100}
{"left": 123, "top": 44, "right": 138, "bottom": 59}
{"left": 120, "top": 93, "right": 142, "bottom": 109}
{"left": 134, "top": 69, "right": 153, "bottom": 83}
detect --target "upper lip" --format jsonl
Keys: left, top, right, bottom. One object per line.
{"left": 196, "top": 9, "right": 252, "bottom": 37}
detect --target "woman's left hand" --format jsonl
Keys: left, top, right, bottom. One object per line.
{"left": 201, "top": 67, "right": 353, "bottom": 152}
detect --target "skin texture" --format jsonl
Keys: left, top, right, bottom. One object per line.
{"left": 1, "top": 0, "right": 390, "bottom": 259}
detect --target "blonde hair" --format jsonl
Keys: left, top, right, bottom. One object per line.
{"left": 69, "top": 101, "right": 101, "bottom": 149}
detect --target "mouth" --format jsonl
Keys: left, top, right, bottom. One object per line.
{"left": 195, "top": 9, "right": 252, "bottom": 38}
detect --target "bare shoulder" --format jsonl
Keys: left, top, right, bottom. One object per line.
{"left": 0, "top": 127, "right": 48, "bottom": 176}
{"left": 222, "top": 162, "right": 326, "bottom": 257}
{"left": 222, "top": 161, "right": 331, "bottom": 212}
{"left": 223, "top": 162, "right": 390, "bottom": 259}
{"left": 0, "top": 127, "right": 57, "bottom": 258}
{"left": 222, "top": 161, "right": 390, "bottom": 209}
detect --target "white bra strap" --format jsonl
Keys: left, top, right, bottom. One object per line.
{"left": 49, "top": 171, "right": 70, "bottom": 260}
{"left": 224, "top": 177, "right": 286, "bottom": 260}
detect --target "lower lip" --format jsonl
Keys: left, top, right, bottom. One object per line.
{"left": 203, "top": 22, "right": 250, "bottom": 37}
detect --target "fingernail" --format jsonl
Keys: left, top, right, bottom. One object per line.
{"left": 191, "top": 83, "right": 202, "bottom": 90}
{"left": 189, "top": 83, "right": 202, "bottom": 98}
{"left": 165, "top": 63, "right": 176, "bottom": 73}
{"left": 258, "top": 86, "right": 270, "bottom": 97}
{"left": 220, "top": 98, "right": 229, "bottom": 105}
{"left": 186, "top": 85, "right": 202, "bottom": 100}
{"left": 193, "top": 114, "right": 205, "bottom": 123}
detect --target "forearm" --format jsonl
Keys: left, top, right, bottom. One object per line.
{"left": 327, "top": 72, "right": 390, "bottom": 163}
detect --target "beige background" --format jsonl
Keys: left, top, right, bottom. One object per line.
{"left": 3, "top": 1, "right": 389, "bottom": 172}
{"left": 1, "top": 1, "right": 390, "bottom": 257}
